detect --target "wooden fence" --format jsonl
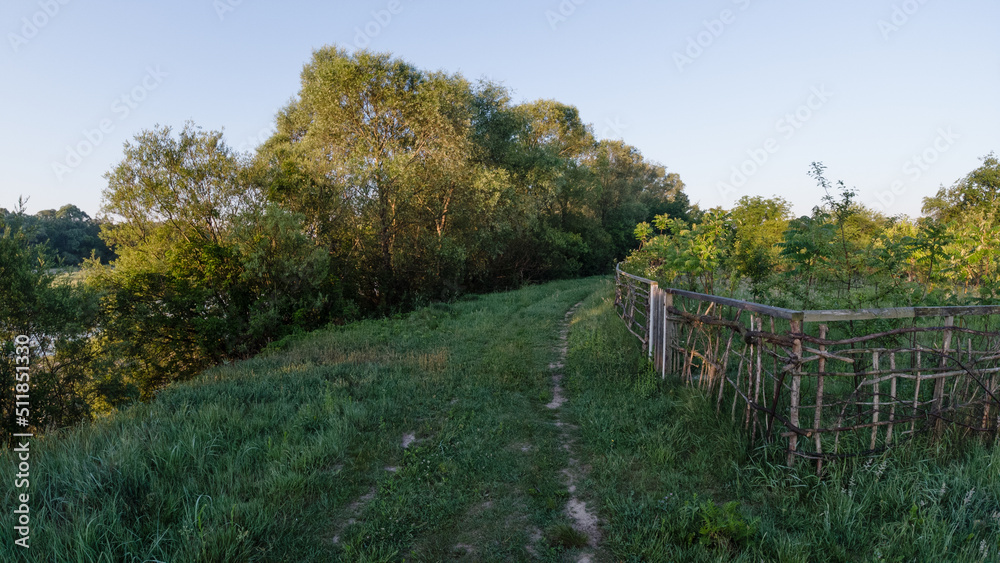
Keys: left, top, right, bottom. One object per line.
{"left": 614, "top": 265, "right": 1000, "bottom": 470}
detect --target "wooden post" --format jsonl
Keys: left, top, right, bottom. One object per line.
{"left": 887, "top": 352, "right": 897, "bottom": 446}
{"left": 871, "top": 351, "right": 880, "bottom": 451}
{"left": 788, "top": 319, "right": 803, "bottom": 467}
{"left": 647, "top": 282, "right": 658, "bottom": 360}
{"left": 984, "top": 337, "right": 996, "bottom": 431}
{"left": 717, "top": 314, "right": 738, "bottom": 413}
{"left": 934, "top": 316, "right": 954, "bottom": 433}
{"left": 732, "top": 348, "right": 745, "bottom": 422}
{"left": 651, "top": 285, "right": 660, "bottom": 369}
{"left": 754, "top": 316, "right": 763, "bottom": 440}
{"left": 814, "top": 324, "right": 827, "bottom": 474}
{"left": 912, "top": 349, "right": 922, "bottom": 435}
{"left": 743, "top": 314, "right": 757, "bottom": 436}
{"left": 961, "top": 338, "right": 972, "bottom": 415}
{"left": 663, "top": 292, "right": 674, "bottom": 378}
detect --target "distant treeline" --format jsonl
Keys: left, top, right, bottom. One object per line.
{"left": 0, "top": 204, "right": 115, "bottom": 266}
{"left": 1, "top": 47, "right": 691, "bottom": 436}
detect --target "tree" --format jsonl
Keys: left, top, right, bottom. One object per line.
{"left": 625, "top": 209, "right": 731, "bottom": 295}
{"left": 1, "top": 203, "right": 99, "bottom": 440}
{"left": 922, "top": 153, "right": 1000, "bottom": 223}
{"left": 28, "top": 204, "right": 115, "bottom": 265}
{"left": 728, "top": 195, "right": 792, "bottom": 298}
{"left": 262, "top": 47, "right": 481, "bottom": 310}
{"left": 94, "top": 123, "right": 333, "bottom": 398}
{"left": 921, "top": 154, "right": 1000, "bottom": 295}
{"left": 589, "top": 140, "right": 687, "bottom": 271}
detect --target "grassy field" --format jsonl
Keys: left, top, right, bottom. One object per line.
{"left": 4, "top": 277, "right": 1000, "bottom": 561}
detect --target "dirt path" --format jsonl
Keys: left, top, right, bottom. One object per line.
{"left": 546, "top": 302, "right": 603, "bottom": 562}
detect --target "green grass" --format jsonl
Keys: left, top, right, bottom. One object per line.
{"left": 1, "top": 278, "right": 601, "bottom": 562}
{"left": 5, "top": 276, "right": 1000, "bottom": 562}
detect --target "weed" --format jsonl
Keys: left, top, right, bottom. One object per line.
{"left": 545, "top": 523, "right": 589, "bottom": 549}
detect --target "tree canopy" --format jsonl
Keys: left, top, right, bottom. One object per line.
{"left": 261, "top": 46, "right": 685, "bottom": 311}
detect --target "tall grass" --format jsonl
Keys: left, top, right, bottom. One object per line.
{"left": 2, "top": 278, "right": 601, "bottom": 562}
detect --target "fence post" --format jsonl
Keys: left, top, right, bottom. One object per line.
{"left": 654, "top": 286, "right": 664, "bottom": 374}
{"left": 814, "top": 324, "right": 827, "bottom": 475}
{"left": 788, "top": 319, "right": 803, "bottom": 467}
{"left": 934, "top": 315, "right": 954, "bottom": 434}
{"left": 648, "top": 282, "right": 658, "bottom": 362}
{"left": 663, "top": 291, "right": 673, "bottom": 379}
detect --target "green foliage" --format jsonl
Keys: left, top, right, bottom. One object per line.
{"left": 625, "top": 157, "right": 1000, "bottom": 310}
{"left": 0, "top": 203, "right": 115, "bottom": 266}
{"left": 672, "top": 495, "right": 758, "bottom": 550}
{"left": 728, "top": 195, "right": 792, "bottom": 298}
{"left": 6, "top": 48, "right": 695, "bottom": 438}
{"left": 923, "top": 152, "right": 1000, "bottom": 224}
{"left": 264, "top": 47, "right": 690, "bottom": 309}
{"left": 93, "top": 123, "right": 337, "bottom": 399}
{"left": 633, "top": 221, "right": 653, "bottom": 243}
{"left": 0, "top": 205, "right": 103, "bottom": 437}
{"left": 625, "top": 209, "right": 730, "bottom": 294}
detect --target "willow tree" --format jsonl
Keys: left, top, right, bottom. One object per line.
{"left": 96, "top": 124, "right": 331, "bottom": 397}
{"left": 261, "top": 47, "right": 484, "bottom": 308}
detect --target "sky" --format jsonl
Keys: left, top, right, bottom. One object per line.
{"left": 1, "top": 0, "right": 997, "bottom": 220}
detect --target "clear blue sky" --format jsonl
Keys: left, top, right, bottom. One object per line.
{"left": 2, "top": 0, "right": 997, "bottom": 219}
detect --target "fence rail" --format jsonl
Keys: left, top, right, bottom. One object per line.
{"left": 614, "top": 265, "right": 1000, "bottom": 470}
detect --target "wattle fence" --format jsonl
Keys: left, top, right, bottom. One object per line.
{"left": 614, "top": 265, "right": 1000, "bottom": 470}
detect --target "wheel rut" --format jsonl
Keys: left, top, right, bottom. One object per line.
{"left": 545, "top": 302, "right": 602, "bottom": 562}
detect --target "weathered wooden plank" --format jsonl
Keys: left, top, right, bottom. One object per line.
{"left": 662, "top": 287, "right": 803, "bottom": 320}
{"left": 933, "top": 317, "right": 954, "bottom": 433}
{"left": 803, "top": 308, "right": 916, "bottom": 322}
{"left": 648, "top": 283, "right": 658, "bottom": 362}
{"left": 887, "top": 352, "right": 897, "bottom": 445}
{"left": 615, "top": 265, "right": 657, "bottom": 286}
{"left": 913, "top": 306, "right": 1000, "bottom": 318}
{"left": 663, "top": 292, "right": 673, "bottom": 378}
{"left": 803, "top": 305, "right": 1000, "bottom": 322}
